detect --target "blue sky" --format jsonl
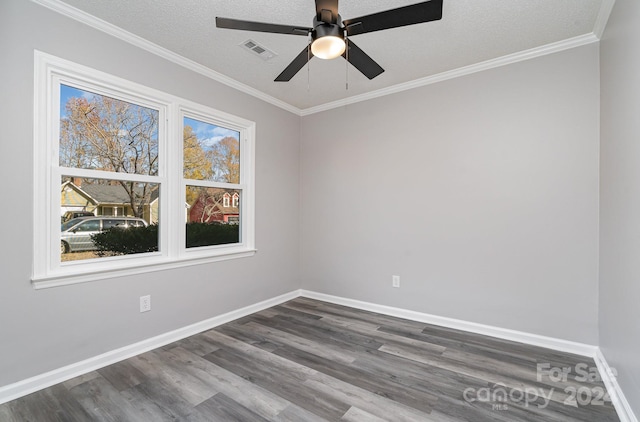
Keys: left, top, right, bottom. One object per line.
{"left": 61, "top": 84, "right": 238, "bottom": 148}
{"left": 60, "top": 84, "right": 95, "bottom": 118}
{"left": 184, "top": 117, "right": 239, "bottom": 148}
{"left": 60, "top": 84, "right": 90, "bottom": 105}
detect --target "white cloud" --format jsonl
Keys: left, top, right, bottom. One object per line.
{"left": 185, "top": 117, "right": 239, "bottom": 148}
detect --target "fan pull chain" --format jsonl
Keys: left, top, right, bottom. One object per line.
{"left": 345, "top": 37, "right": 349, "bottom": 90}
{"left": 307, "top": 33, "right": 311, "bottom": 92}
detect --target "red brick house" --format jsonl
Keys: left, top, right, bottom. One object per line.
{"left": 188, "top": 188, "right": 239, "bottom": 224}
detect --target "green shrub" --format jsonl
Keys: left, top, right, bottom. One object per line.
{"left": 92, "top": 225, "right": 159, "bottom": 256}
{"left": 186, "top": 222, "right": 239, "bottom": 247}
{"left": 91, "top": 223, "right": 239, "bottom": 255}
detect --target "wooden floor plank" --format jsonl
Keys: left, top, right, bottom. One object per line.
{"left": 171, "top": 333, "right": 221, "bottom": 357}
{"left": 319, "top": 313, "right": 447, "bottom": 354}
{"left": 242, "top": 320, "right": 359, "bottom": 364}
{"left": 0, "top": 297, "right": 620, "bottom": 421}
{"left": 68, "top": 376, "right": 151, "bottom": 421}
{"left": 272, "top": 344, "right": 438, "bottom": 414}
{"left": 187, "top": 392, "right": 271, "bottom": 422}
{"left": 340, "top": 406, "right": 388, "bottom": 422}
{"left": 273, "top": 404, "right": 330, "bottom": 422}
{"left": 302, "top": 374, "right": 439, "bottom": 422}
{"left": 97, "top": 359, "right": 146, "bottom": 392}
{"left": 4, "top": 384, "right": 92, "bottom": 422}
{"left": 128, "top": 348, "right": 219, "bottom": 406}
{"left": 164, "top": 346, "right": 292, "bottom": 419}
{"left": 119, "top": 385, "right": 184, "bottom": 422}
{"left": 123, "top": 377, "right": 197, "bottom": 420}
{"left": 203, "top": 347, "right": 350, "bottom": 420}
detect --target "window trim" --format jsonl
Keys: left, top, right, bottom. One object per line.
{"left": 32, "top": 51, "right": 256, "bottom": 289}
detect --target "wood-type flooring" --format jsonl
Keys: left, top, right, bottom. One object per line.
{"left": 0, "top": 297, "right": 620, "bottom": 421}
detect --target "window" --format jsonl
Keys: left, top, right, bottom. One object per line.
{"left": 102, "top": 207, "right": 125, "bottom": 217}
{"left": 33, "top": 52, "right": 255, "bottom": 287}
{"left": 182, "top": 114, "right": 244, "bottom": 248}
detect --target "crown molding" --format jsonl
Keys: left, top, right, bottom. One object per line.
{"left": 300, "top": 33, "right": 599, "bottom": 116}
{"left": 30, "top": 0, "right": 302, "bottom": 116}
{"left": 594, "top": 0, "right": 616, "bottom": 39}
{"left": 32, "top": 0, "right": 607, "bottom": 117}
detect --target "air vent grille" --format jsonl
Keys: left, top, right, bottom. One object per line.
{"left": 240, "top": 39, "right": 277, "bottom": 61}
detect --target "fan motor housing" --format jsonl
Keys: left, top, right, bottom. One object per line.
{"left": 312, "top": 15, "right": 344, "bottom": 41}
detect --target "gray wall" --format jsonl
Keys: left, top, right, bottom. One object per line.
{"left": 0, "top": 0, "right": 300, "bottom": 386}
{"left": 600, "top": 0, "right": 640, "bottom": 416}
{"left": 300, "top": 44, "right": 601, "bottom": 344}
{"left": 3, "top": 0, "right": 635, "bottom": 412}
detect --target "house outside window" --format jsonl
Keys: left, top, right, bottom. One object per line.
{"left": 33, "top": 52, "right": 256, "bottom": 287}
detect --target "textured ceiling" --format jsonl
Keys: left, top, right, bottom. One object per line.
{"left": 57, "top": 0, "right": 604, "bottom": 111}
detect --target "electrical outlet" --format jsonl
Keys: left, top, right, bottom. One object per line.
{"left": 140, "top": 295, "right": 151, "bottom": 312}
{"left": 392, "top": 275, "right": 400, "bottom": 288}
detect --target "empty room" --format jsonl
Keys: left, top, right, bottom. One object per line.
{"left": 0, "top": 0, "right": 638, "bottom": 420}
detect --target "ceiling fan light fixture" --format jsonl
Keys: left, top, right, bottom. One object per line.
{"left": 311, "top": 22, "right": 345, "bottom": 60}
{"left": 311, "top": 35, "right": 346, "bottom": 59}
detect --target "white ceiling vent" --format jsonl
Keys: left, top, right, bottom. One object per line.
{"left": 240, "top": 39, "right": 277, "bottom": 61}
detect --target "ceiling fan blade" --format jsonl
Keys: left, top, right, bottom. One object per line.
{"left": 216, "top": 17, "right": 311, "bottom": 36}
{"left": 315, "top": 0, "right": 339, "bottom": 23}
{"left": 343, "top": 0, "right": 443, "bottom": 37}
{"left": 342, "top": 40, "right": 384, "bottom": 80}
{"left": 275, "top": 45, "right": 314, "bottom": 82}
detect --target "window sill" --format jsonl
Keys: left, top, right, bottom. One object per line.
{"left": 32, "top": 248, "right": 257, "bottom": 290}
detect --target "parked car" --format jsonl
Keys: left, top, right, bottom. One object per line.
{"left": 60, "top": 216, "right": 148, "bottom": 253}
{"left": 61, "top": 210, "right": 95, "bottom": 223}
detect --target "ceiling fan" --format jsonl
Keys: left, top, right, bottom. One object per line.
{"left": 216, "top": 0, "right": 443, "bottom": 82}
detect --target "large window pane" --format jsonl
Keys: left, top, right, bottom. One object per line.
{"left": 183, "top": 117, "right": 240, "bottom": 183}
{"left": 59, "top": 84, "right": 159, "bottom": 176}
{"left": 185, "top": 186, "right": 240, "bottom": 248}
{"left": 60, "top": 176, "right": 159, "bottom": 262}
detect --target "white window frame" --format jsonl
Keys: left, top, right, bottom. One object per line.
{"left": 179, "top": 105, "right": 254, "bottom": 259}
{"left": 33, "top": 51, "right": 255, "bottom": 289}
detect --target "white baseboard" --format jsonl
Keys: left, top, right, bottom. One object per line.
{"left": 594, "top": 349, "right": 639, "bottom": 422}
{"left": 0, "top": 289, "right": 301, "bottom": 405}
{"left": 300, "top": 290, "right": 598, "bottom": 357}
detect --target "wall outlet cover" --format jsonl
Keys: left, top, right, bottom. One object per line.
{"left": 140, "top": 295, "right": 151, "bottom": 312}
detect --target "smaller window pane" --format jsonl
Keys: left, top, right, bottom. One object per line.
{"left": 59, "top": 84, "right": 159, "bottom": 176}
{"left": 183, "top": 117, "right": 240, "bottom": 183}
{"left": 186, "top": 186, "right": 240, "bottom": 248}
{"left": 60, "top": 176, "right": 159, "bottom": 262}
